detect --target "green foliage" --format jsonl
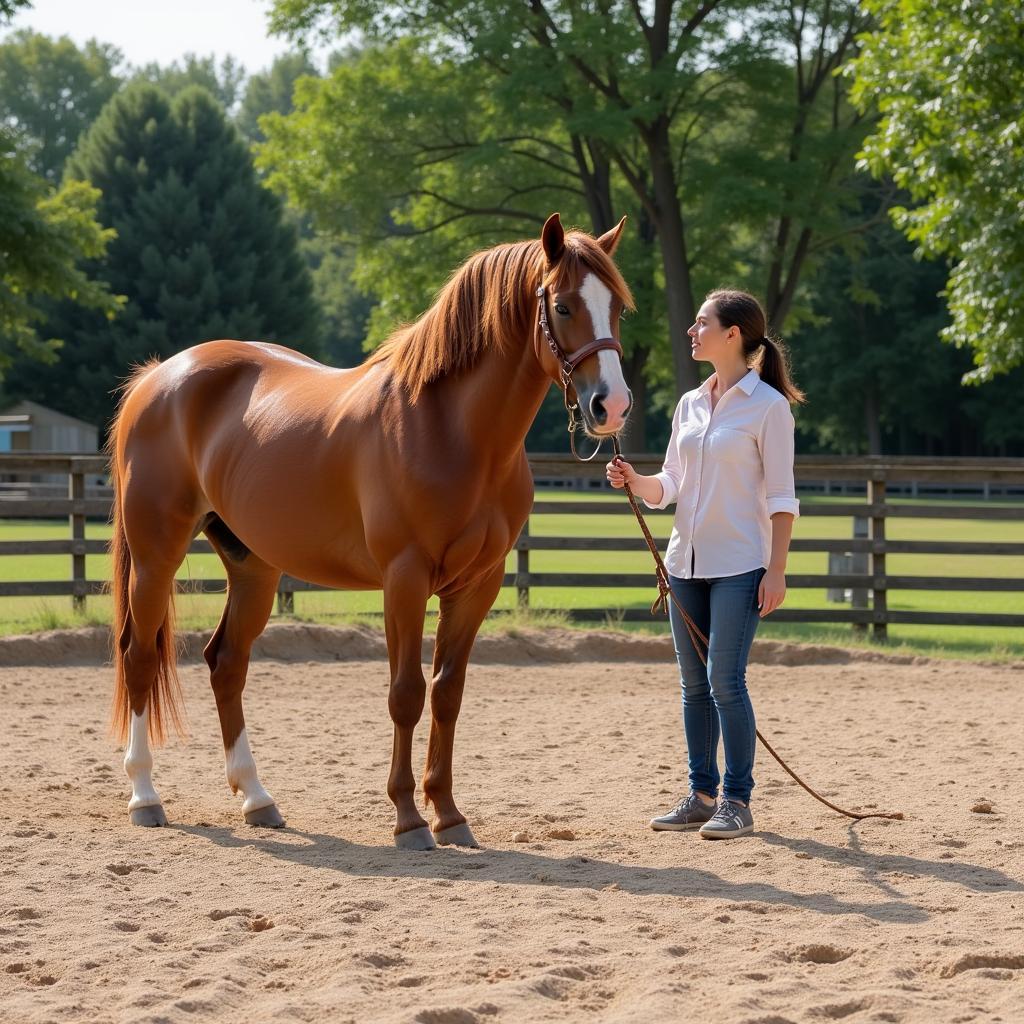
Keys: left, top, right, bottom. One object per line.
{"left": 852, "top": 0, "right": 1024, "bottom": 379}
{"left": 789, "top": 176, "right": 1024, "bottom": 456}
{"left": 134, "top": 53, "right": 246, "bottom": 111}
{"left": 0, "top": 131, "right": 120, "bottom": 376}
{"left": 260, "top": 40, "right": 575, "bottom": 328}
{"left": 788, "top": 183, "right": 955, "bottom": 453}
{"left": 0, "top": 1, "right": 31, "bottom": 22}
{"left": 235, "top": 50, "right": 373, "bottom": 368}
{"left": 266, "top": 0, "right": 879, "bottom": 405}
{"left": 302, "top": 233, "right": 373, "bottom": 367}
{"left": 236, "top": 50, "right": 317, "bottom": 144}
{"left": 5, "top": 84, "right": 321, "bottom": 428}
{"left": 0, "top": 30, "right": 122, "bottom": 181}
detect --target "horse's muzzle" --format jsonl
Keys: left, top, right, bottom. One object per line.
{"left": 583, "top": 386, "right": 633, "bottom": 436}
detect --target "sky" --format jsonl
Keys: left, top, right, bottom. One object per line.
{"left": 4, "top": 0, "right": 316, "bottom": 74}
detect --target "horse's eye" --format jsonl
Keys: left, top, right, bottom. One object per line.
{"left": 555, "top": 303, "right": 570, "bottom": 317}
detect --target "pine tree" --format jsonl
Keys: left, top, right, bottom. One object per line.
{"left": 8, "top": 83, "right": 321, "bottom": 429}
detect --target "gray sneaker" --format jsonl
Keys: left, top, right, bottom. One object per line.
{"left": 650, "top": 793, "right": 717, "bottom": 831}
{"left": 698, "top": 799, "right": 754, "bottom": 840}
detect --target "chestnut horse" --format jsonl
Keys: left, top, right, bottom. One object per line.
{"left": 109, "top": 213, "right": 633, "bottom": 850}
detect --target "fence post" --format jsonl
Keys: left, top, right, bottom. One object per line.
{"left": 516, "top": 519, "right": 530, "bottom": 609}
{"left": 868, "top": 475, "right": 887, "bottom": 641}
{"left": 852, "top": 515, "right": 869, "bottom": 634}
{"left": 277, "top": 579, "right": 294, "bottom": 616}
{"left": 69, "top": 464, "right": 86, "bottom": 614}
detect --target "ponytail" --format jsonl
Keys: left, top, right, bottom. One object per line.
{"left": 705, "top": 289, "right": 806, "bottom": 405}
{"left": 756, "top": 335, "right": 805, "bottom": 405}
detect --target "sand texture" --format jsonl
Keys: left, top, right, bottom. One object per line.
{"left": 1, "top": 636, "right": 1022, "bottom": 1023}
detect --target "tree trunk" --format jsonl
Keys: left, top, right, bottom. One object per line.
{"left": 864, "top": 387, "right": 881, "bottom": 456}
{"left": 619, "top": 342, "right": 648, "bottom": 453}
{"left": 572, "top": 135, "right": 615, "bottom": 233}
{"left": 646, "top": 120, "right": 698, "bottom": 395}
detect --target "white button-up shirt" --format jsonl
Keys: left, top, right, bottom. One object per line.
{"left": 647, "top": 369, "right": 800, "bottom": 579}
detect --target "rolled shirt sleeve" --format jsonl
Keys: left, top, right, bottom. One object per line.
{"left": 645, "top": 398, "right": 684, "bottom": 510}
{"left": 759, "top": 398, "right": 800, "bottom": 519}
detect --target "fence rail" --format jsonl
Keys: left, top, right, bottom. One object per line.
{"left": 2, "top": 453, "right": 1023, "bottom": 638}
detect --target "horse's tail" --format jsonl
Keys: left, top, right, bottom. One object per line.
{"left": 109, "top": 361, "right": 185, "bottom": 746}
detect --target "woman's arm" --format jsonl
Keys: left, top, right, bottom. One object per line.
{"left": 759, "top": 511, "right": 794, "bottom": 617}
{"left": 757, "top": 399, "right": 800, "bottom": 617}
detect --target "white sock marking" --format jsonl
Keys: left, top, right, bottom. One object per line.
{"left": 225, "top": 728, "right": 276, "bottom": 814}
{"left": 124, "top": 709, "right": 161, "bottom": 811}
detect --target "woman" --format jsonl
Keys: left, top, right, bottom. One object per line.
{"left": 607, "top": 289, "right": 804, "bottom": 839}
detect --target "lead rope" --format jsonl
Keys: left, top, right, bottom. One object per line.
{"left": 610, "top": 437, "right": 903, "bottom": 823}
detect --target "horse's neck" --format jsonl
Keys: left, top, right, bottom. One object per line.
{"left": 439, "top": 334, "right": 550, "bottom": 461}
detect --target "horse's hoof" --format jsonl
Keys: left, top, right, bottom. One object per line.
{"left": 130, "top": 804, "right": 168, "bottom": 828}
{"left": 245, "top": 804, "right": 285, "bottom": 828}
{"left": 434, "top": 822, "right": 479, "bottom": 848}
{"left": 395, "top": 826, "right": 437, "bottom": 851}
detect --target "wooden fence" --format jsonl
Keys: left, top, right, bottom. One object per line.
{"left": 2, "top": 453, "right": 1023, "bottom": 639}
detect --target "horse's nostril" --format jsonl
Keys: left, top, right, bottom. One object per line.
{"left": 590, "top": 392, "right": 608, "bottom": 425}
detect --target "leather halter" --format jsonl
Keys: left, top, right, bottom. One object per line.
{"left": 536, "top": 285, "right": 623, "bottom": 389}
{"left": 537, "top": 285, "right": 623, "bottom": 462}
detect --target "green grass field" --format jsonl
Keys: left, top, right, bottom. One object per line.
{"left": 1, "top": 493, "right": 1021, "bottom": 660}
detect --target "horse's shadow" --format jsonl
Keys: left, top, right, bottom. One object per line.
{"left": 175, "top": 820, "right": 1022, "bottom": 925}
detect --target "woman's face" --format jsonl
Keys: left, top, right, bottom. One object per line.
{"left": 688, "top": 301, "right": 737, "bottom": 362}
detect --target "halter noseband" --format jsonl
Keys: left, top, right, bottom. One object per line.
{"left": 536, "top": 285, "right": 623, "bottom": 462}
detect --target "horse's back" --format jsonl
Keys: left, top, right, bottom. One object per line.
{"left": 112, "top": 340, "right": 388, "bottom": 585}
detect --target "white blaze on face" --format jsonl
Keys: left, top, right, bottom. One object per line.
{"left": 579, "top": 272, "right": 630, "bottom": 427}
{"left": 124, "top": 709, "right": 161, "bottom": 811}
{"left": 225, "top": 728, "right": 276, "bottom": 814}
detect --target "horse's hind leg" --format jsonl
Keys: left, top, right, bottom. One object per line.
{"left": 423, "top": 562, "right": 505, "bottom": 848}
{"left": 122, "top": 565, "right": 180, "bottom": 826}
{"left": 203, "top": 539, "right": 284, "bottom": 827}
{"left": 120, "top": 511, "right": 193, "bottom": 827}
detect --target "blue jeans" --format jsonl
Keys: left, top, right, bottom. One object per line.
{"left": 668, "top": 567, "right": 765, "bottom": 805}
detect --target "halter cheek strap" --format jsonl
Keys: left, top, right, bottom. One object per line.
{"left": 536, "top": 286, "right": 623, "bottom": 388}
{"left": 537, "top": 285, "right": 623, "bottom": 462}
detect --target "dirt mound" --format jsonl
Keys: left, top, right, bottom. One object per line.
{"left": 0, "top": 622, "right": 943, "bottom": 668}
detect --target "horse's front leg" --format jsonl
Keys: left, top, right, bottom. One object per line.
{"left": 383, "top": 557, "right": 435, "bottom": 850}
{"left": 424, "top": 562, "right": 505, "bottom": 848}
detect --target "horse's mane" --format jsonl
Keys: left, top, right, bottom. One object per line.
{"left": 366, "top": 231, "right": 635, "bottom": 400}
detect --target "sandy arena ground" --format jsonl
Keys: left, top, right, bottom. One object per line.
{"left": 1, "top": 628, "right": 1022, "bottom": 1024}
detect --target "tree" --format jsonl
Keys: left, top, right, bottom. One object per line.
{"left": 236, "top": 50, "right": 317, "bottom": 144}
{"left": 0, "top": 1, "right": 31, "bottom": 21}
{"left": 6, "top": 84, "right": 321, "bottom": 428}
{"left": 851, "top": 0, "right": 1024, "bottom": 380}
{"left": 0, "top": 30, "right": 122, "bottom": 181}
{"left": 0, "top": 130, "right": 119, "bottom": 377}
{"left": 787, "top": 181, "right": 954, "bottom": 454}
{"left": 268, "top": 0, "right": 872, "bottom": 399}
{"left": 788, "top": 175, "right": 1024, "bottom": 458}
{"left": 134, "top": 53, "right": 246, "bottom": 111}
{"left": 236, "top": 52, "right": 375, "bottom": 373}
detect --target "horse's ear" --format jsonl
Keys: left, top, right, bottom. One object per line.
{"left": 597, "top": 216, "right": 627, "bottom": 256}
{"left": 542, "top": 213, "right": 565, "bottom": 263}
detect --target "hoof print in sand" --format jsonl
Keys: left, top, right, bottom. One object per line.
{"left": 940, "top": 954, "right": 1024, "bottom": 978}
{"left": 792, "top": 945, "right": 853, "bottom": 965}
